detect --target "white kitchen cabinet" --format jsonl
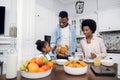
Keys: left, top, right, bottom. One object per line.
{"left": 70, "top": 13, "right": 98, "bottom": 39}
{"left": 98, "top": 8, "right": 120, "bottom": 32}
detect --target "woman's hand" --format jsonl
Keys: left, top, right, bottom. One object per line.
{"left": 91, "top": 53, "right": 97, "bottom": 59}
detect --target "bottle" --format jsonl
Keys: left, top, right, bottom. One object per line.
{"left": 6, "top": 38, "right": 17, "bottom": 79}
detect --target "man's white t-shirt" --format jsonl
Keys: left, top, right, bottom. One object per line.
{"left": 61, "top": 25, "right": 70, "bottom": 46}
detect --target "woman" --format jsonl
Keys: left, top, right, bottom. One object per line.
{"left": 80, "top": 19, "right": 107, "bottom": 59}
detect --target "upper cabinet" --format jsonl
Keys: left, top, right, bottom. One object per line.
{"left": 69, "top": 0, "right": 120, "bottom": 33}
{"left": 98, "top": 8, "right": 120, "bottom": 32}
{"left": 70, "top": 13, "right": 98, "bottom": 38}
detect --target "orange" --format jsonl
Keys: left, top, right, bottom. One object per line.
{"left": 41, "top": 65, "right": 50, "bottom": 71}
{"left": 47, "top": 61, "right": 54, "bottom": 68}
{"left": 29, "top": 57, "right": 36, "bottom": 63}
{"left": 38, "top": 67, "right": 45, "bottom": 72}
{"left": 28, "top": 63, "right": 39, "bottom": 72}
{"left": 36, "top": 57, "right": 44, "bottom": 66}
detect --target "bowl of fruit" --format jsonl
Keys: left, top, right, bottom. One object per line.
{"left": 64, "top": 60, "right": 88, "bottom": 75}
{"left": 20, "top": 56, "right": 54, "bottom": 79}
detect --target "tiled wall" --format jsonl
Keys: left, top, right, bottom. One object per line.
{"left": 76, "top": 31, "right": 120, "bottom": 51}
{"left": 99, "top": 31, "right": 120, "bottom": 50}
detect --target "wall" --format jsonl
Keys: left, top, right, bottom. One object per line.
{"left": 35, "top": 4, "right": 57, "bottom": 41}
{"left": 0, "top": 0, "right": 17, "bottom": 36}
{"left": 17, "top": 0, "right": 60, "bottom": 64}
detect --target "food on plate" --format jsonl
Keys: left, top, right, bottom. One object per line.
{"left": 20, "top": 56, "right": 54, "bottom": 73}
{"left": 64, "top": 60, "right": 87, "bottom": 68}
{"left": 56, "top": 45, "right": 69, "bottom": 56}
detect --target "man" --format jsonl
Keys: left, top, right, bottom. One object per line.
{"left": 50, "top": 11, "right": 76, "bottom": 59}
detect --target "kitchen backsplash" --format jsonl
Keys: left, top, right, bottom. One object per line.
{"left": 76, "top": 31, "right": 120, "bottom": 51}
{"left": 99, "top": 31, "right": 120, "bottom": 51}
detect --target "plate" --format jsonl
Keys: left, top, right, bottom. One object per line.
{"left": 56, "top": 59, "right": 68, "bottom": 65}
{"left": 83, "top": 59, "right": 94, "bottom": 63}
{"left": 21, "top": 68, "right": 52, "bottom": 79}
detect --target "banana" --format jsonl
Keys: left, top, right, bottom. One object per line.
{"left": 23, "top": 60, "right": 29, "bottom": 68}
{"left": 20, "top": 65, "right": 26, "bottom": 71}
{"left": 20, "top": 60, "right": 29, "bottom": 71}
{"left": 25, "top": 68, "right": 29, "bottom": 72}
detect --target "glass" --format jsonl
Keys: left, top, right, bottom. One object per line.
{"left": 74, "top": 52, "right": 83, "bottom": 61}
{"left": 94, "top": 55, "right": 101, "bottom": 66}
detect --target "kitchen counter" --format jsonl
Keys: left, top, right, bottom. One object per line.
{"left": 107, "top": 50, "right": 120, "bottom": 53}
{"left": 0, "top": 64, "right": 118, "bottom": 80}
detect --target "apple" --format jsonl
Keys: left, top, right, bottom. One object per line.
{"left": 36, "top": 57, "right": 44, "bottom": 66}
{"left": 41, "top": 56, "right": 48, "bottom": 64}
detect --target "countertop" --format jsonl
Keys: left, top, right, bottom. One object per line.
{"left": 107, "top": 50, "right": 120, "bottom": 53}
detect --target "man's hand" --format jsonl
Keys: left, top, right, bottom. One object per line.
{"left": 91, "top": 53, "right": 97, "bottom": 59}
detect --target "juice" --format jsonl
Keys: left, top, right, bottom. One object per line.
{"left": 94, "top": 58, "right": 101, "bottom": 66}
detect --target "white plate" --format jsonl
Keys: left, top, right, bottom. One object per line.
{"left": 21, "top": 68, "right": 52, "bottom": 79}
{"left": 56, "top": 59, "right": 68, "bottom": 65}
{"left": 83, "top": 59, "right": 94, "bottom": 63}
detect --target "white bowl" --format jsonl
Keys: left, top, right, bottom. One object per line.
{"left": 21, "top": 68, "right": 52, "bottom": 79}
{"left": 83, "top": 59, "right": 94, "bottom": 63}
{"left": 68, "top": 57, "right": 74, "bottom": 60}
{"left": 56, "top": 59, "right": 68, "bottom": 65}
{"left": 64, "top": 65, "right": 88, "bottom": 75}
{"left": 101, "top": 59, "right": 114, "bottom": 66}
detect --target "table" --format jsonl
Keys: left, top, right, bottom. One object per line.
{"left": 0, "top": 64, "right": 118, "bottom": 80}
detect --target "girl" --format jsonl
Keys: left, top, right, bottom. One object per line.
{"left": 35, "top": 40, "right": 53, "bottom": 60}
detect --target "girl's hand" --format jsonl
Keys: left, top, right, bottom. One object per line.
{"left": 51, "top": 45, "right": 57, "bottom": 53}
{"left": 91, "top": 53, "right": 97, "bottom": 59}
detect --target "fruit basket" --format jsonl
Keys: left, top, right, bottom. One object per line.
{"left": 20, "top": 56, "right": 54, "bottom": 79}
{"left": 21, "top": 68, "right": 52, "bottom": 79}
